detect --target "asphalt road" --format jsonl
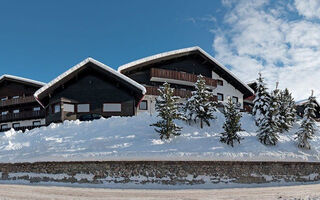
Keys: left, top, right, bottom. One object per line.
{"left": 0, "top": 184, "right": 319, "bottom": 200}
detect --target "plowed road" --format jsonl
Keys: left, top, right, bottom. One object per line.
{"left": 0, "top": 184, "right": 319, "bottom": 200}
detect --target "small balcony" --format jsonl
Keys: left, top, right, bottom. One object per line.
{"left": 0, "top": 96, "right": 37, "bottom": 107}
{"left": 150, "top": 68, "right": 217, "bottom": 88}
{"left": 145, "top": 86, "right": 218, "bottom": 101}
{"left": 0, "top": 110, "right": 45, "bottom": 123}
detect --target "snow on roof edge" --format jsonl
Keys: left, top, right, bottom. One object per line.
{"left": 118, "top": 46, "right": 254, "bottom": 95}
{"left": 34, "top": 58, "right": 146, "bottom": 99}
{"left": 0, "top": 74, "right": 45, "bottom": 86}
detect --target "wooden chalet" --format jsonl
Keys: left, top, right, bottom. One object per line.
{"left": 118, "top": 46, "right": 254, "bottom": 114}
{"left": 0, "top": 75, "right": 46, "bottom": 132}
{"left": 34, "top": 58, "right": 146, "bottom": 125}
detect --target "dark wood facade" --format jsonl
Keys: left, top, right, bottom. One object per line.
{"left": 37, "top": 61, "right": 145, "bottom": 125}
{"left": 0, "top": 77, "right": 45, "bottom": 132}
{"left": 122, "top": 54, "right": 219, "bottom": 98}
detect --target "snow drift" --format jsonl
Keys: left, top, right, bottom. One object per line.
{"left": 0, "top": 112, "right": 319, "bottom": 163}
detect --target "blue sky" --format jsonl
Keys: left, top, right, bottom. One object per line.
{"left": 1, "top": 0, "right": 320, "bottom": 99}
{"left": 0, "top": 0, "right": 223, "bottom": 82}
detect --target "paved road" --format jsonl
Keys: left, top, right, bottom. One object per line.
{"left": 0, "top": 184, "right": 319, "bottom": 200}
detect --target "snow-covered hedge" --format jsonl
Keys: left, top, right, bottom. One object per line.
{"left": 0, "top": 112, "right": 319, "bottom": 163}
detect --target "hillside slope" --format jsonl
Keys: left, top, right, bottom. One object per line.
{"left": 0, "top": 112, "right": 319, "bottom": 163}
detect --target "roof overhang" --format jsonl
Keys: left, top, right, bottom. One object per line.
{"left": 118, "top": 46, "right": 254, "bottom": 98}
{"left": 0, "top": 74, "right": 45, "bottom": 87}
{"left": 34, "top": 58, "right": 146, "bottom": 103}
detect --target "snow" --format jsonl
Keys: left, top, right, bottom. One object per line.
{"left": 34, "top": 57, "right": 146, "bottom": 99}
{"left": 0, "top": 74, "right": 45, "bottom": 86}
{"left": 117, "top": 46, "right": 254, "bottom": 95}
{"left": 0, "top": 112, "right": 320, "bottom": 163}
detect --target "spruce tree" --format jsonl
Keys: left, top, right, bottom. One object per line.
{"left": 278, "top": 88, "right": 296, "bottom": 133}
{"left": 252, "top": 73, "right": 270, "bottom": 127}
{"left": 151, "top": 82, "right": 182, "bottom": 140}
{"left": 184, "top": 75, "right": 217, "bottom": 128}
{"left": 220, "top": 97, "right": 243, "bottom": 147}
{"left": 295, "top": 91, "right": 317, "bottom": 149}
{"left": 257, "top": 85, "right": 281, "bottom": 145}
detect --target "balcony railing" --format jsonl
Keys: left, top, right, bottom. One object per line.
{"left": 145, "top": 86, "right": 218, "bottom": 101}
{"left": 0, "top": 125, "right": 44, "bottom": 133}
{"left": 150, "top": 68, "right": 217, "bottom": 87}
{"left": 0, "top": 96, "right": 37, "bottom": 107}
{"left": 0, "top": 110, "right": 45, "bottom": 123}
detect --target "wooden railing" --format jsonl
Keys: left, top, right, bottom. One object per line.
{"left": 0, "top": 110, "right": 45, "bottom": 123}
{"left": 150, "top": 68, "right": 217, "bottom": 87}
{"left": 145, "top": 86, "right": 218, "bottom": 101}
{"left": 0, "top": 125, "right": 44, "bottom": 133}
{"left": 0, "top": 96, "right": 37, "bottom": 107}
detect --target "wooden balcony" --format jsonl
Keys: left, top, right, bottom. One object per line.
{"left": 150, "top": 68, "right": 217, "bottom": 87}
{"left": 0, "top": 110, "right": 45, "bottom": 123}
{"left": 0, "top": 96, "right": 37, "bottom": 107}
{"left": 145, "top": 86, "right": 218, "bottom": 101}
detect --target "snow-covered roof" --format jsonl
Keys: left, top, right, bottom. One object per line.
{"left": 0, "top": 74, "right": 45, "bottom": 87}
{"left": 34, "top": 58, "right": 146, "bottom": 99}
{"left": 296, "top": 98, "right": 320, "bottom": 106}
{"left": 118, "top": 46, "right": 254, "bottom": 96}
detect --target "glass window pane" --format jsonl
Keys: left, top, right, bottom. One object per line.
{"left": 64, "top": 103, "right": 74, "bottom": 112}
{"left": 103, "top": 103, "right": 121, "bottom": 112}
{"left": 77, "top": 104, "right": 90, "bottom": 112}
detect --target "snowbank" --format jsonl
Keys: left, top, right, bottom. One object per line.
{"left": 0, "top": 112, "right": 319, "bottom": 163}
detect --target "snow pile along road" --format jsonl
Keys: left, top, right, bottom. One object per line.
{"left": 0, "top": 112, "right": 319, "bottom": 163}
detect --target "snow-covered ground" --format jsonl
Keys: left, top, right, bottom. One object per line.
{"left": 0, "top": 112, "right": 319, "bottom": 163}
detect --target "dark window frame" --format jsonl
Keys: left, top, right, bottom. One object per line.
{"left": 139, "top": 100, "right": 148, "bottom": 110}
{"left": 217, "top": 80, "right": 223, "bottom": 86}
{"left": 12, "top": 123, "right": 20, "bottom": 128}
{"left": 1, "top": 124, "right": 8, "bottom": 129}
{"left": 102, "top": 103, "right": 122, "bottom": 113}
{"left": 217, "top": 93, "right": 224, "bottom": 101}
{"left": 33, "top": 121, "right": 41, "bottom": 126}
{"left": 232, "top": 96, "right": 239, "bottom": 103}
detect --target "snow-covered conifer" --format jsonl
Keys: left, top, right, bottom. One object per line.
{"left": 184, "top": 75, "right": 217, "bottom": 128}
{"left": 252, "top": 73, "right": 270, "bottom": 127}
{"left": 220, "top": 97, "right": 243, "bottom": 147}
{"left": 151, "top": 82, "right": 182, "bottom": 140}
{"left": 295, "top": 91, "right": 317, "bottom": 149}
{"left": 278, "top": 88, "right": 296, "bottom": 132}
{"left": 257, "top": 84, "right": 281, "bottom": 145}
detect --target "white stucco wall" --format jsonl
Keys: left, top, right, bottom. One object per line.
{"left": 0, "top": 118, "right": 46, "bottom": 129}
{"left": 211, "top": 71, "right": 244, "bottom": 109}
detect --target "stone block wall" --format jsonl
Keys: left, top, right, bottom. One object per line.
{"left": 0, "top": 161, "right": 319, "bottom": 188}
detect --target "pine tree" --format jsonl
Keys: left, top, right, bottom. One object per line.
{"left": 151, "top": 82, "right": 182, "bottom": 140}
{"left": 278, "top": 88, "right": 296, "bottom": 133}
{"left": 220, "top": 97, "right": 243, "bottom": 147}
{"left": 253, "top": 73, "right": 270, "bottom": 127}
{"left": 257, "top": 85, "right": 281, "bottom": 145}
{"left": 295, "top": 91, "right": 317, "bottom": 149}
{"left": 184, "top": 75, "right": 217, "bottom": 128}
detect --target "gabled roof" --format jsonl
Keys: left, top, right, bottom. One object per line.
{"left": 0, "top": 74, "right": 45, "bottom": 87}
{"left": 118, "top": 46, "right": 254, "bottom": 97}
{"left": 296, "top": 97, "right": 320, "bottom": 107}
{"left": 34, "top": 57, "right": 146, "bottom": 100}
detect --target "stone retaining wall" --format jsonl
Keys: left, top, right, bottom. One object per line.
{"left": 0, "top": 161, "right": 319, "bottom": 188}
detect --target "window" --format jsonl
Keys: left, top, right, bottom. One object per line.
{"left": 54, "top": 104, "right": 61, "bottom": 113}
{"left": 139, "top": 100, "right": 148, "bottom": 110}
{"left": 77, "top": 104, "right": 90, "bottom": 113}
{"left": 12, "top": 96, "right": 19, "bottom": 99}
{"left": 33, "top": 121, "right": 41, "bottom": 126}
{"left": 1, "top": 111, "right": 8, "bottom": 116}
{"left": 33, "top": 107, "right": 41, "bottom": 111}
{"left": 217, "top": 93, "right": 224, "bottom": 101}
{"left": 1, "top": 97, "right": 7, "bottom": 101}
{"left": 12, "top": 123, "right": 20, "bottom": 128}
{"left": 232, "top": 96, "right": 239, "bottom": 103}
{"left": 63, "top": 103, "right": 75, "bottom": 112}
{"left": 103, "top": 103, "right": 121, "bottom": 112}
{"left": 217, "top": 80, "right": 223, "bottom": 86}
{"left": 13, "top": 109, "right": 19, "bottom": 114}
{"left": 1, "top": 124, "right": 8, "bottom": 129}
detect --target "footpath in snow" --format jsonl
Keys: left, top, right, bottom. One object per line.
{"left": 0, "top": 112, "right": 319, "bottom": 163}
